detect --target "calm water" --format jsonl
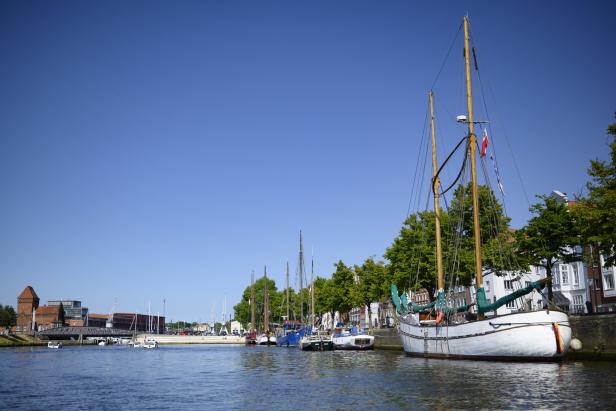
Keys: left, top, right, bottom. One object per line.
{"left": 1, "top": 344, "right": 615, "bottom": 410}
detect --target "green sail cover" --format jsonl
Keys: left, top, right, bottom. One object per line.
{"left": 476, "top": 280, "right": 544, "bottom": 314}
{"left": 390, "top": 284, "right": 403, "bottom": 314}
{"left": 391, "top": 286, "right": 474, "bottom": 315}
{"left": 400, "top": 293, "right": 409, "bottom": 312}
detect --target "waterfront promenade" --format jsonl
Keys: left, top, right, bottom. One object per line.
{"left": 137, "top": 334, "right": 245, "bottom": 345}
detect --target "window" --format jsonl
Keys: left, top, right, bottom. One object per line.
{"left": 504, "top": 280, "right": 513, "bottom": 290}
{"left": 485, "top": 281, "right": 490, "bottom": 292}
{"left": 553, "top": 270, "right": 560, "bottom": 284}
{"left": 604, "top": 273, "right": 615, "bottom": 290}
{"left": 561, "top": 265, "right": 569, "bottom": 285}
{"left": 506, "top": 300, "right": 515, "bottom": 308}
{"left": 572, "top": 263, "right": 580, "bottom": 286}
{"left": 572, "top": 295, "right": 584, "bottom": 314}
{"left": 525, "top": 281, "right": 531, "bottom": 288}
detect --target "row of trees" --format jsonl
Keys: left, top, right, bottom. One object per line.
{"left": 233, "top": 259, "right": 389, "bottom": 330}
{"left": 234, "top": 115, "right": 616, "bottom": 324}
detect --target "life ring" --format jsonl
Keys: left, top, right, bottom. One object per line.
{"left": 435, "top": 311, "right": 444, "bottom": 325}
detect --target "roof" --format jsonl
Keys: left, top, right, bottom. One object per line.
{"left": 552, "top": 291, "right": 571, "bottom": 305}
{"left": 87, "top": 313, "right": 110, "bottom": 319}
{"left": 35, "top": 306, "right": 61, "bottom": 316}
{"left": 18, "top": 286, "right": 39, "bottom": 300}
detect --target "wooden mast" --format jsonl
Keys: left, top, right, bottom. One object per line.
{"left": 250, "top": 270, "right": 256, "bottom": 333}
{"left": 311, "top": 253, "right": 315, "bottom": 329}
{"left": 463, "top": 16, "right": 484, "bottom": 307}
{"left": 299, "top": 230, "right": 304, "bottom": 325}
{"left": 263, "top": 266, "right": 269, "bottom": 333}
{"left": 286, "top": 261, "right": 290, "bottom": 321}
{"left": 429, "top": 90, "right": 444, "bottom": 292}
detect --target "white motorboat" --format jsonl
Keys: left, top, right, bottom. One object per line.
{"left": 300, "top": 332, "right": 333, "bottom": 351}
{"left": 256, "top": 333, "right": 276, "bottom": 346}
{"left": 142, "top": 338, "right": 158, "bottom": 349}
{"left": 332, "top": 328, "right": 374, "bottom": 350}
{"left": 47, "top": 341, "right": 62, "bottom": 349}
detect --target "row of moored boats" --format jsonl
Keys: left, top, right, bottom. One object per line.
{"left": 248, "top": 323, "right": 375, "bottom": 351}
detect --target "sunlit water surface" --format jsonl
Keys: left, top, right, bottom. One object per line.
{"left": 1, "top": 345, "right": 615, "bottom": 410}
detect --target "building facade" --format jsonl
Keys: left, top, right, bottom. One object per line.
{"left": 48, "top": 300, "right": 88, "bottom": 324}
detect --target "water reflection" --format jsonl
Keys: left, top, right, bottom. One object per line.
{"left": 1, "top": 345, "right": 615, "bottom": 410}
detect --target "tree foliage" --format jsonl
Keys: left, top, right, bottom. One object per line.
{"left": 385, "top": 184, "right": 521, "bottom": 294}
{"left": 233, "top": 275, "right": 281, "bottom": 331}
{"left": 575, "top": 114, "right": 616, "bottom": 266}
{"left": 515, "top": 196, "right": 581, "bottom": 301}
{"left": 0, "top": 305, "right": 17, "bottom": 327}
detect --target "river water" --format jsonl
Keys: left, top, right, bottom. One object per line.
{"left": 1, "top": 344, "right": 614, "bottom": 410}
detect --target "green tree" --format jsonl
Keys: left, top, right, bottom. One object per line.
{"left": 385, "top": 184, "right": 520, "bottom": 296}
{"left": 233, "top": 275, "right": 281, "bottom": 331}
{"left": 516, "top": 196, "right": 581, "bottom": 302}
{"left": 329, "top": 261, "right": 357, "bottom": 321}
{"left": 0, "top": 305, "right": 16, "bottom": 327}
{"left": 354, "top": 258, "right": 387, "bottom": 330}
{"left": 385, "top": 210, "right": 439, "bottom": 293}
{"left": 447, "top": 184, "right": 523, "bottom": 280}
{"left": 576, "top": 114, "right": 616, "bottom": 267}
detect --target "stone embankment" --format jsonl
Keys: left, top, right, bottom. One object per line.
{"left": 568, "top": 313, "right": 616, "bottom": 360}
{"left": 137, "top": 334, "right": 245, "bottom": 345}
{"left": 371, "top": 328, "right": 403, "bottom": 351}
{"left": 0, "top": 333, "right": 97, "bottom": 347}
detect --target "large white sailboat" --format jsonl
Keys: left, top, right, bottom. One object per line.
{"left": 392, "top": 16, "right": 571, "bottom": 361}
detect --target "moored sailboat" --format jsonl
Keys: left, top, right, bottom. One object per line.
{"left": 391, "top": 16, "right": 571, "bottom": 361}
{"left": 300, "top": 250, "right": 333, "bottom": 351}
{"left": 257, "top": 266, "right": 277, "bottom": 346}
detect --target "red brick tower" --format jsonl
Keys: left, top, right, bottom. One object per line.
{"left": 16, "top": 286, "right": 39, "bottom": 332}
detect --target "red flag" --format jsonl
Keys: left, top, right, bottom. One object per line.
{"left": 480, "top": 129, "right": 489, "bottom": 158}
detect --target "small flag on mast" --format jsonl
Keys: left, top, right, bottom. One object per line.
{"left": 489, "top": 152, "right": 505, "bottom": 195}
{"left": 480, "top": 128, "right": 489, "bottom": 158}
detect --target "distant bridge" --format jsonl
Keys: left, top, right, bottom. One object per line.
{"left": 38, "top": 326, "right": 134, "bottom": 339}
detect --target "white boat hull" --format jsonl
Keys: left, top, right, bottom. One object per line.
{"left": 332, "top": 334, "right": 375, "bottom": 350}
{"left": 398, "top": 310, "right": 571, "bottom": 360}
{"left": 300, "top": 334, "right": 334, "bottom": 351}
{"left": 256, "top": 334, "right": 277, "bottom": 345}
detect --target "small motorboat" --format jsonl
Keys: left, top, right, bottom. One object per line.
{"left": 142, "top": 338, "right": 158, "bottom": 349}
{"left": 300, "top": 332, "right": 334, "bottom": 351}
{"left": 332, "top": 327, "right": 374, "bottom": 350}
{"left": 256, "top": 332, "right": 276, "bottom": 346}
{"left": 47, "top": 341, "right": 63, "bottom": 349}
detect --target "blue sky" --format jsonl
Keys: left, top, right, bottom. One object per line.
{"left": 1, "top": 1, "right": 614, "bottom": 322}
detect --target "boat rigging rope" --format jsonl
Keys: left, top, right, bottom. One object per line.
{"left": 406, "top": 107, "right": 430, "bottom": 218}
{"left": 433, "top": 135, "right": 468, "bottom": 195}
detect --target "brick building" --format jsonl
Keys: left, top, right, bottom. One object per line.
{"left": 16, "top": 286, "right": 65, "bottom": 332}
{"left": 16, "top": 286, "right": 39, "bottom": 332}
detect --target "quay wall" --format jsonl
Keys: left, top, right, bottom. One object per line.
{"left": 372, "top": 328, "right": 402, "bottom": 351}
{"left": 568, "top": 313, "right": 616, "bottom": 360}
{"left": 137, "top": 334, "right": 245, "bottom": 345}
